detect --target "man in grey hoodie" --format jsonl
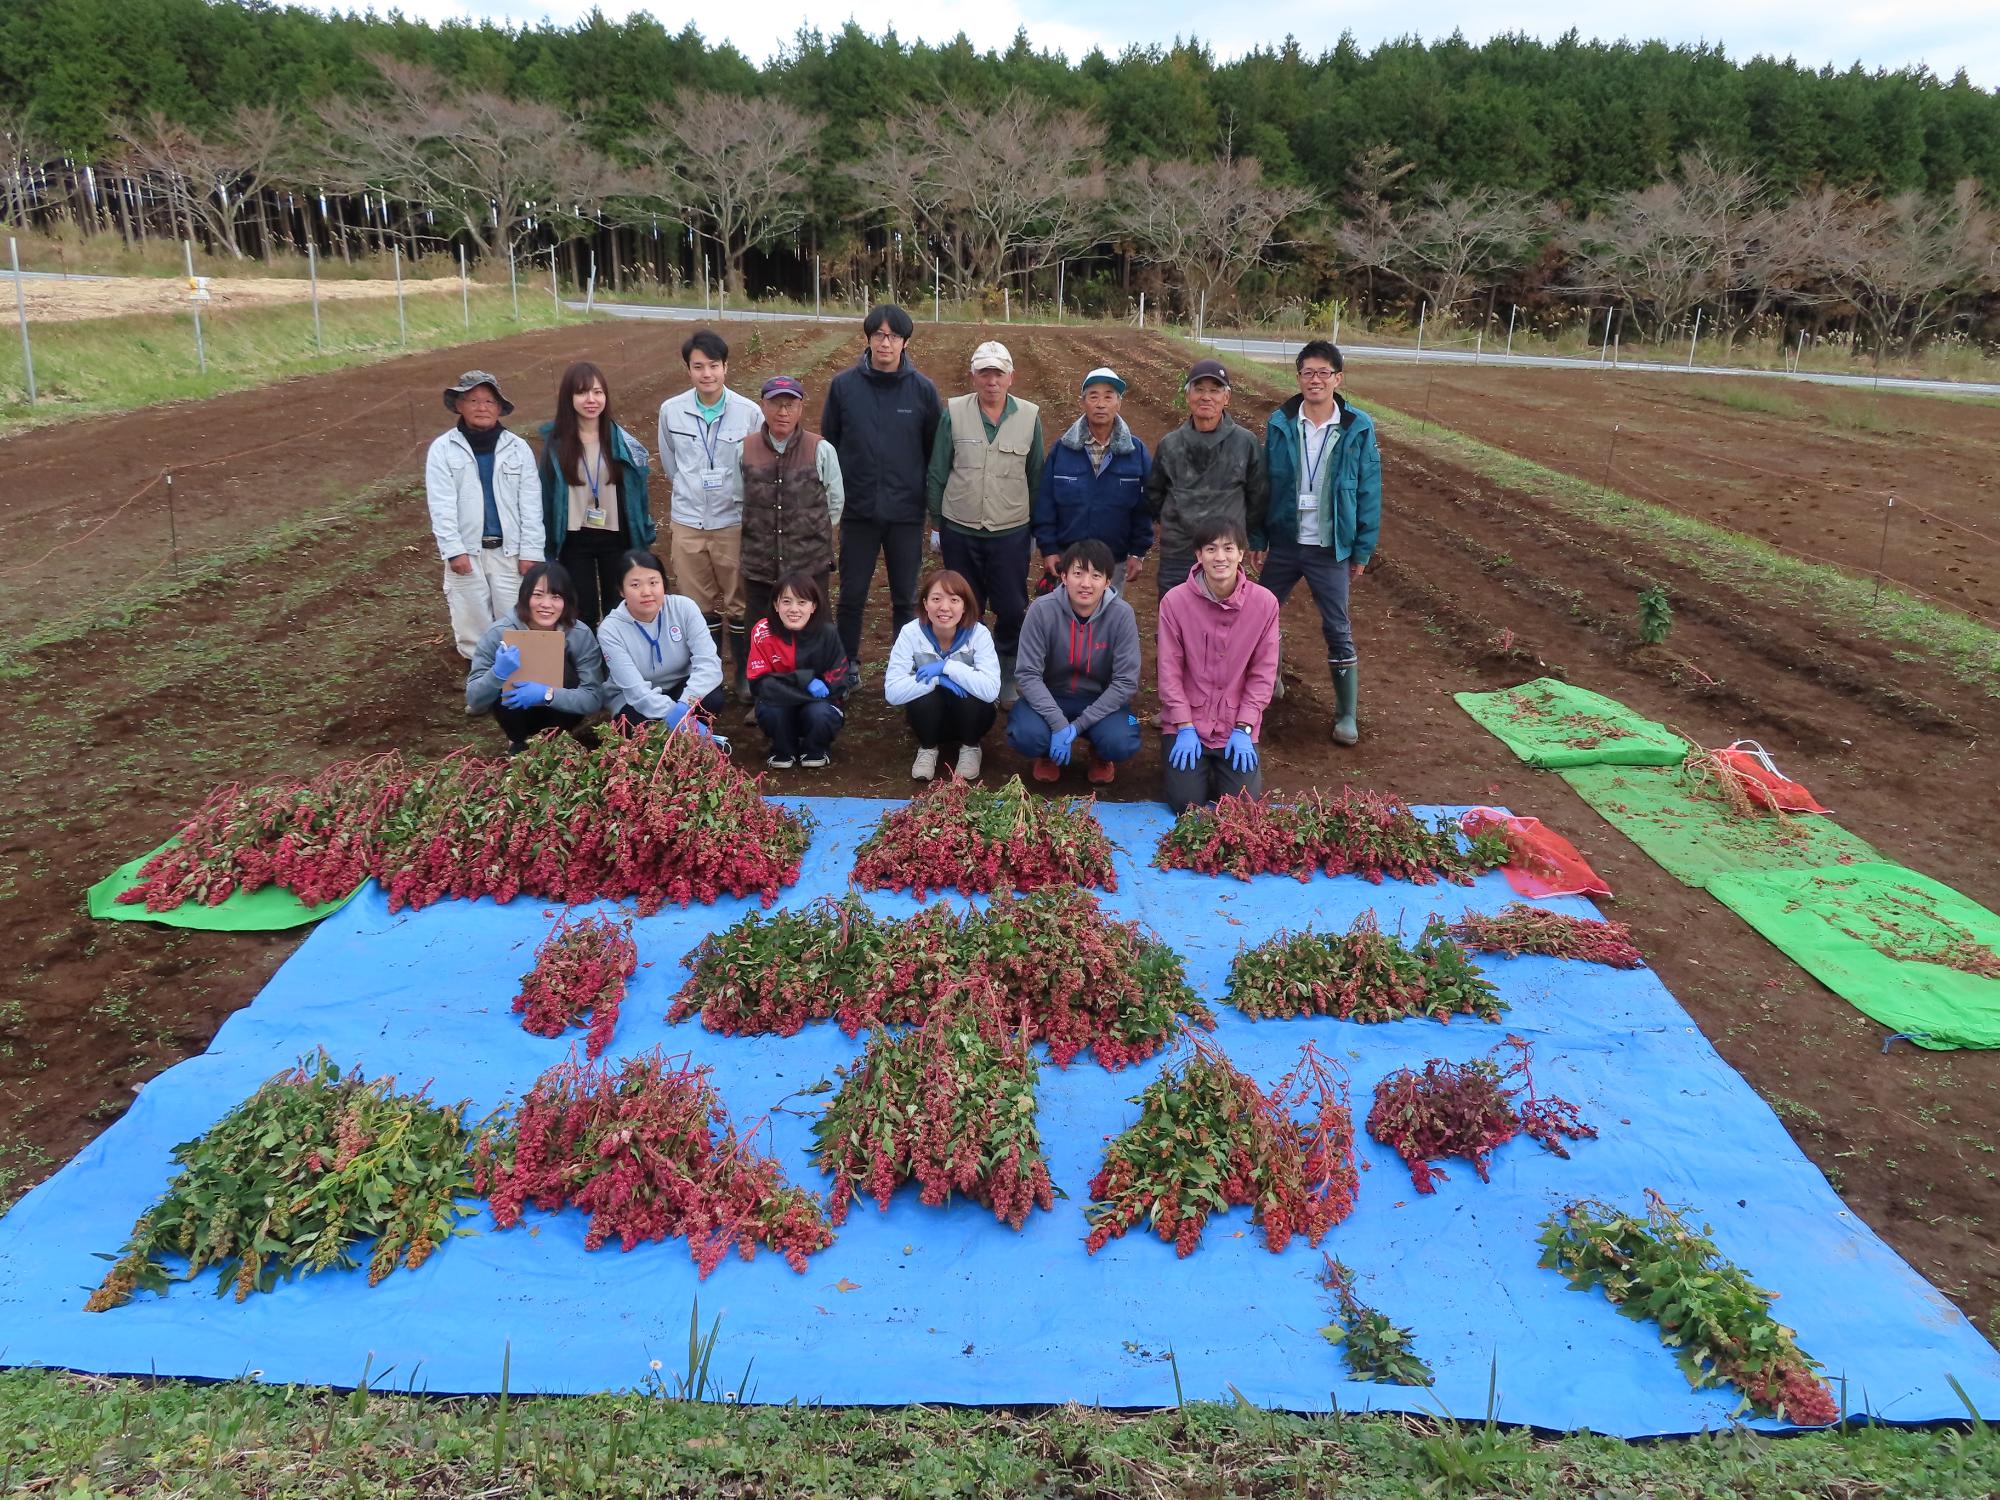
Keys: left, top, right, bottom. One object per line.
{"left": 1005, "top": 539, "right": 1142, "bottom": 785}
{"left": 1144, "top": 357, "right": 1268, "bottom": 603}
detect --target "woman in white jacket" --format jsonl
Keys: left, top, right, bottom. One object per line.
{"left": 596, "top": 550, "right": 729, "bottom": 747}
{"left": 884, "top": 568, "right": 1001, "bottom": 781}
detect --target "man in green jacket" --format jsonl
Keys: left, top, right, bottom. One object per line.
{"left": 1262, "top": 340, "right": 1380, "bottom": 746}
{"left": 926, "top": 340, "right": 1044, "bottom": 708}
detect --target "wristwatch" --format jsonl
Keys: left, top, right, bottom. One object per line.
{"left": 544, "top": 686, "right": 555, "bottom": 705}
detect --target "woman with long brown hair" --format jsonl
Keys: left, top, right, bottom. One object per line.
{"left": 537, "top": 361, "right": 657, "bottom": 627}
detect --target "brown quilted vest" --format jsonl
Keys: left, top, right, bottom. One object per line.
{"left": 739, "top": 428, "right": 835, "bottom": 584}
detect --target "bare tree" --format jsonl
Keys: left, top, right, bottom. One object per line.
{"left": 111, "top": 105, "right": 291, "bottom": 257}
{"left": 1564, "top": 179, "right": 1726, "bottom": 336}
{"left": 1823, "top": 183, "right": 1996, "bottom": 356}
{"left": 318, "top": 57, "right": 613, "bottom": 259}
{"left": 1112, "top": 149, "right": 1314, "bottom": 315}
{"left": 852, "top": 91, "right": 1104, "bottom": 295}
{"left": 1331, "top": 146, "right": 1415, "bottom": 317}
{"left": 624, "top": 92, "right": 820, "bottom": 298}
{"left": 1382, "top": 182, "right": 1539, "bottom": 318}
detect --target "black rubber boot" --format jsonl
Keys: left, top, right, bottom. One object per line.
{"left": 728, "top": 621, "right": 753, "bottom": 706}
{"left": 1330, "top": 662, "right": 1359, "bottom": 746}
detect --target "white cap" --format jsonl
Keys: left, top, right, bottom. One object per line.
{"left": 969, "top": 340, "right": 1014, "bottom": 373}
{"left": 1081, "top": 366, "right": 1126, "bottom": 394}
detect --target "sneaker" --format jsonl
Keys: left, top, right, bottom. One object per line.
{"left": 766, "top": 754, "right": 797, "bottom": 771}
{"left": 1032, "top": 756, "right": 1061, "bottom": 783}
{"left": 955, "top": 745, "right": 984, "bottom": 780}
{"left": 1086, "top": 753, "right": 1116, "bottom": 785}
{"left": 799, "top": 752, "right": 831, "bottom": 770}
{"left": 912, "top": 746, "right": 939, "bottom": 781}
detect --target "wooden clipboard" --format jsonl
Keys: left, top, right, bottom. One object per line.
{"left": 501, "top": 628, "right": 566, "bottom": 687}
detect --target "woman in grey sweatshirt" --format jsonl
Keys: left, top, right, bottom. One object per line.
{"left": 596, "top": 550, "right": 728, "bottom": 735}
{"left": 465, "top": 561, "right": 607, "bottom": 752}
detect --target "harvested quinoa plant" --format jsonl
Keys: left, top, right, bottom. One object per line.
{"left": 513, "top": 913, "right": 639, "bottom": 1059}
{"left": 1226, "top": 910, "right": 1502, "bottom": 1023}
{"left": 88, "top": 1052, "right": 477, "bottom": 1310}
{"left": 1154, "top": 786, "right": 1509, "bottom": 885}
{"left": 1367, "top": 1035, "right": 1595, "bottom": 1194}
{"left": 1448, "top": 902, "right": 1645, "bottom": 968}
{"left": 670, "top": 886, "right": 1208, "bottom": 1069}
{"left": 850, "top": 776, "right": 1116, "bottom": 896}
{"left": 1317, "top": 1256, "right": 1433, "bottom": 1386}
{"left": 1086, "top": 1038, "right": 1358, "bottom": 1257}
{"left": 472, "top": 1049, "right": 834, "bottom": 1275}
{"left": 1539, "top": 1190, "right": 1840, "bottom": 1425}
{"left": 810, "top": 976, "right": 1057, "bottom": 1230}
{"left": 117, "top": 726, "right": 811, "bottom": 916}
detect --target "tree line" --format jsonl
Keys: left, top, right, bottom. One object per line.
{"left": 1, "top": 0, "right": 1997, "bottom": 351}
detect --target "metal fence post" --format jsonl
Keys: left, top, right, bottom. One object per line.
{"left": 392, "top": 243, "right": 407, "bottom": 346}
{"left": 9, "top": 237, "right": 36, "bottom": 404}
{"left": 1506, "top": 304, "right": 1517, "bottom": 356}
{"left": 1416, "top": 301, "right": 1426, "bottom": 361}
{"left": 549, "top": 253, "right": 559, "bottom": 320}
{"left": 586, "top": 249, "right": 597, "bottom": 312}
{"left": 307, "top": 237, "right": 323, "bottom": 352}
{"left": 184, "top": 240, "right": 207, "bottom": 374}
{"left": 459, "top": 243, "right": 470, "bottom": 330}
{"left": 508, "top": 241, "right": 519, "bottom": 322}
{"left": 1687, "top": 307, "right": 1702, "bottom": 369}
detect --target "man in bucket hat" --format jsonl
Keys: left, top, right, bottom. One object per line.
{"left": 926, "top": 339, "right": 1043, "bottom": 708}
{"left": 426, "top": 370, "right": 544, "bottom": 658}
{"left": 1144, "top": 356, "right": 1266, "bottom": 608}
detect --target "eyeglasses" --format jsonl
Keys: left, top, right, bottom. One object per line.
{"left": 1299, "top": 367, "right": 1338, "bottom": 381}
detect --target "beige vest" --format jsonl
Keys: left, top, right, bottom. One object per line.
{"left": 941, "top": 392, "right": 1039, "bottom": 532}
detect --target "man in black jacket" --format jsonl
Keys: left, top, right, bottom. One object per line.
{"left": 821, "top": 304, "right": 943, "bottom": 665}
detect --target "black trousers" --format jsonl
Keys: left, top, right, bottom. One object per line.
{"left": 837, "top": 519, "right": 924, "bottom": 663}
{"left": 904, "top": 689, "right": 996, "bottom": 750}
{"left": 756, "top": 699, "right": 844, "bottom": 760}
{"left": 940, "top": 527, "right": 1032, "bottom": 657}
{"left": 494, "top": 703, "right": 585, "bottom": 748}
{"left": 560, "top": 527, "right": 630, "bottom": 629}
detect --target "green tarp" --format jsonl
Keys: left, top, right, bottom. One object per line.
{"left": 1454, "top": 677, "right": 1687, "bottom": 769}
{"left": 1560, "top": 765, "right": 1881, "bottom": 889}
{"left": 1707, "top": 864, "right": 2000, "bottom": 1050}
{"left": 87, "top": 842, "right": 361, "bottom": 932}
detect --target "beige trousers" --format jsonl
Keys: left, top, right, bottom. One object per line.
{"left": 669, "top": 523, "right": 745, "bottom": 623}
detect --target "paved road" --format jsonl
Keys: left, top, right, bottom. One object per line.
{"left": 581, "top": 300, "right": 2000, "bottom": 398}
{"left": 0, "top": 268, "right": 119, "bottom": 283}
{"left": 1202, "top": 334, "right": 2000, "bottom": 398}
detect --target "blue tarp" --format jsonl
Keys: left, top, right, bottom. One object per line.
{"left": 2, "top": 799, "right": 1996, "bottom": 1436}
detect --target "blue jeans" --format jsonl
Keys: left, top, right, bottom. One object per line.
{"left": 1259, "top": 542, "right": 1356, "bottom": 663}
{"left": 755, "top": 700, "right": 843, "bottom": 760}
{"left": 1006, "top": 694, "right": 1142, "bottom": 762}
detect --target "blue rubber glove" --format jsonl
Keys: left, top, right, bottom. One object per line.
{"left": 808, "top": 678, "right": 831, "bottom": 700}
{"left": 1167, "top": 725, "right": 1202, "bottom": 771}
{"left": 1226, "top": 727, "right": 1259, "bottom": 773}
{"left": 663, "top": 701, "right": 691, "bottom": 730}
{"left": 1048, "top": 723, "right": 1078, "bottom": 765}
{"left": 940, "top": 672, "right": 969, "bottom": 697}
{"left": 501, "top": 681, "right": 551, "bottom": 709}
{"left": 914, "top": 659, "right": 947, "bottom": 684}
{"left": 491, "top": 641, "right": 522, "bottom": 681}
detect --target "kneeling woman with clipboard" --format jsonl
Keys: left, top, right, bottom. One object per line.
{"left": 465, "top": 561, "right": 609, "bottom": 752}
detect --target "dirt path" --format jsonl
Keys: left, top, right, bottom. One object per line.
{"left": 2, "top": 322, "right": 1995, "bottom": 1339}
{"left": 5, "top": 273, "right": 463, "bottom": 323}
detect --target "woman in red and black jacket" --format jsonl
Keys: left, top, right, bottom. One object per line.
{"left": 745, "top": 571, "right": 854, "bottom": 771}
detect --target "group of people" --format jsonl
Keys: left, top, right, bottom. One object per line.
{"left": 424, "top": 304, "right": 1382, "bottom": 811}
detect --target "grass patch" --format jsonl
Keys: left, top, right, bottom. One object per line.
{"left": 1371, "top": 401, "right": 2000, "bottom": 698}
{"left": 1, "top": 1367, "right": 1996, "bottom": 1497}
{"left": 1683, "top": 381, "right": 1809, "bottom": 420}
{"left": 0, "top": 290, "right": 569, "bottom": 436}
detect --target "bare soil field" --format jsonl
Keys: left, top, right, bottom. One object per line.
{"left": 5, "top": 272, "right": 463, "bottom": 323}
{"left": 2, "top": 323, "right": 1995, "bottom": 1342}
{"left": 1352, "top": 361, "right": 2000, "bottom": 624}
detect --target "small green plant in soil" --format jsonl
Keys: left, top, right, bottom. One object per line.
{"left": 1226, "top": 910, "right": 1502, "bottom": 1022}
{"left": 810, "top": 976, "right": 1057, "bottom": 1230}
{"left": 1367, "top": 1035, "right": 1595, "bottom": 1194}
{"left": 1638, "top": 584, "right": 1673, "bottom": 644}
{"left": 1539, "top": 1189, "right": 1841, "bottom": 1425}
{"left": 1318, "top": 1256, "right": 1433, "bottom": 1385}
{"left": 1086, "top": 1037, "right": 1358, "bottom": 1257}
{"left": 88, "top": 1051, "right": 477, "bottom": 1309}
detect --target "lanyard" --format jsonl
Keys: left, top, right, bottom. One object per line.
{"left": 1301, "top": 417, "right": 1335, "bottom": 494}
{"left": 697, "top": 409, "right": 724, "bottom": 469}
{"left": 633, "top": 614, "right": 664, "bottom": 667}
{"left": 582, "top": 444, "right": 604, "bottom": 504}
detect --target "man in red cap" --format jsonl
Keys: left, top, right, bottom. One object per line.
{"left": 1144, "top": 357, "right": 1267, "bottom": 608}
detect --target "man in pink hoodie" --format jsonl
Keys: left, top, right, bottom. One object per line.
{"left": 1157, "top": 518, "right": 1281, "bottom": 812}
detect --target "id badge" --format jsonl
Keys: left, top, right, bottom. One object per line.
{"left": 1297, "top": 490, "right": 1320, "bottom": 543}
{"left": 701, "top": 468, "right": 725, "bottom": 490}
{"left": 585, "top": 506, "right": 608, "bottom": 529}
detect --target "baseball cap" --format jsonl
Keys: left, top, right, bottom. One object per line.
{"left": 1183, "top": 357, "right": 1230, "bottom": 390}
{"left": 970, "top": 341, "right": 1014, "bottom": 373}
{"left": 1081, "top": 366, "right": 1126, "bottom": 394}
{"left": 760, "top": 375, "right": 805, "bottom": 400}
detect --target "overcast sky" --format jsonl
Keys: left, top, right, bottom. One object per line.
{"left": 380, "top": 0, "right": 2000, "bottom": 88}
